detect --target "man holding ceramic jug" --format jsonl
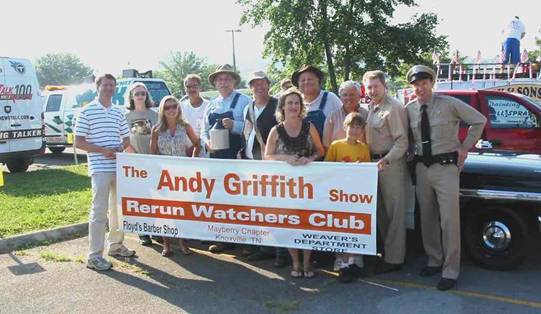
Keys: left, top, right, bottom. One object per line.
{"left": 201, "top": 64, "right": 251, "bottom": 253}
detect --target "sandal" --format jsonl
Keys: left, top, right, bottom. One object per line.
{"left": 179, "top": 247, "right": 192, "bottom": 255}
{"left": 290, "top": 267, "right": 303, "bottom": 278}
{"left": 179, "top": 240, "right": 192, "bottom": 255}
{"left": 303, "top": 269, "right": 316, "bottom": 279}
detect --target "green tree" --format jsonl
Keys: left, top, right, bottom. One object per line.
{"left": 157, "top": 51, "right": 220, "bottom": 97}
{"left": 528, "top": 30, "right": 541, "bottom": 61}
{"left": 35, "top": 53, "right": 93, "bottom": 88}
{"left": 238, "top": 0, "right": 448, "bottom": 93}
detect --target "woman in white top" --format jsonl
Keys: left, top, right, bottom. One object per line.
{"left": 150, "top": 96, "right": 200, "bottom": 257}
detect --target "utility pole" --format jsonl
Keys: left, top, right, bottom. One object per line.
{"left": 225, "top": 29, "right": 242, "bottom": 72}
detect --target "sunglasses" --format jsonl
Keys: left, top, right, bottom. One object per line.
{"left": 164, "top": 105, "right": 178, "bottom": 111}
{"left": 133, "top": 91, "right": 147, "bottom": 97}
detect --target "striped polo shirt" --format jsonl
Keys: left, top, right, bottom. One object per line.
{"left": 75, "top": 101, "right": 129, "bottom": 175}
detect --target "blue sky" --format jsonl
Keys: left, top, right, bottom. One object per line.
{"left": 2, "top": 0, "right": 539, "bottom": 79}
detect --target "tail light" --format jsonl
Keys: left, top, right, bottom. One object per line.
{"left": 40, "top": 112, "right": 46, "bottom": 153}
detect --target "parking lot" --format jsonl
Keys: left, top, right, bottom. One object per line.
{"left": 1, "top": 234, "right": 541, "bottom": 313}
{"left": 3, "top": 149, "right": 541, "bottom": 313}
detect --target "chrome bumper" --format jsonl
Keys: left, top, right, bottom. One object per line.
{"left": 460, "top": 189, "right": 541, "bottom": 202}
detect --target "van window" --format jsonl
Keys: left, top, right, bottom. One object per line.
{"left": 45, "top": 95, "right": 62, "bottom": 112}
{"left": 486, "top": 95, "right": 538, "bottom": 128}
{"left": 141, "top": 81, "right": 170, "bottom": 106}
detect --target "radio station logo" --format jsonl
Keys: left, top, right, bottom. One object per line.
{"left": 9, "top": 61, "right": 25, "bottom": 74}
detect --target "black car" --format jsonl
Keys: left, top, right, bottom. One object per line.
{"left": 459, "top": 152, "right": 541, "bottom": 270}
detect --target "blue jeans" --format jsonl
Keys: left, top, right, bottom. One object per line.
{"left": 503, "top": 38, "right": 520, "bottom": 64}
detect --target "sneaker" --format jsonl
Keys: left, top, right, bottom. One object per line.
{"left": 209, "top": 243, "right": 225, "bottom": 253}
{"left": 208, "top": 243, "right": 234, "bottom": 253}
{"left": 139, "top": 235, "right": 152, "bottom": 246}
{"left": 337, "top": 267, "right": 355, "bottom": 283}
{"left": 348, "top": 264, "right": 368, "bottom": 278}
{"left": 437, "top": 278, "right": 457, "bottom": 291}
{"left": 86, "top": 256, "right": 112, "bottom": 271}
{"left": 108, "top": 245, "right": 136, "bottom": 257}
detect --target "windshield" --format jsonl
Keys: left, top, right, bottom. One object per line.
{"left": 139, "top": 81, "right": 170, "bottom": 107}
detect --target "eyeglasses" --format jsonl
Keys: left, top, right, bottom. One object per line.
{"left": 164, "top": 105, "right": 178, "bottom": 111}
{"left": 133, "top": 91, "right": 147, "bottom": 97}
{"left": 185, "top": 84, "right": 200, "bottom": 89}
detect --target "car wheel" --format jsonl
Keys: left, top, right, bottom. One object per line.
{"left": 6, "top": 158, "right": 31, "bottom": 173}
{"left": 49, "top": 147, "right": 65, "bottom": 154}
{"left": 464, "top": 207, "right": 530, "bottom": 270}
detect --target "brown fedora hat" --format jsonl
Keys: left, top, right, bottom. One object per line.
{"left": 208, "top": 64, "right": 241, "bottom": 86}
{"left": 291, "top": 64, "right": 324, "bottom": 87}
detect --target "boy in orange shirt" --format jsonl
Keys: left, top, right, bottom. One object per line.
{"left": 325, "top": 112, "right": 370, "bottom": 283}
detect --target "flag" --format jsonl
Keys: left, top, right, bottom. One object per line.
{"left": 520, "top": 49, "right": 529, "bottom": 63}
{"left": 475, "top": 50, "right": 482, "bottom": 64}
{"left": 432, "top": 51, "right": 440, "bottom": 64}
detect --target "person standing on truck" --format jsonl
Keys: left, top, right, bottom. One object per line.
{"left": 363, "top": 70, "right": 410, "bottom": 274}
{"left": 75, "top": 74, "right": 136, "bottom": 272}
{"left": 405, "top": 65, "right": 486, "bottom": 291}
{"left": 124, "top": 82, "right": 159, "bottom": 246}
{"left": 501, "top": 16, "right": 526, "bottom": 65}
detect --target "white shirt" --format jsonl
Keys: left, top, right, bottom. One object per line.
{"left": 307, "top": 90, "right": 343, "bottom": 118}
{"left": 180, "top": 97, "right": 209, "bottom": 137}
{"left": 245, "top": 104, "right": 264, "bottom": 159}
{"left": 75, "top": 101, "right": 129, "bottom": 175}
{"left": 503, "top": 18, "right": 526, "bottom": 40}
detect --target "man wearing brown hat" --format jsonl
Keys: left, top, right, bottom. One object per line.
{"left": 291, "top": 65, "right": 342, "bottom": 138}
{"left": 405, "top": 65, "right": 486, "bottom": 290}
{"left": 201, "top": 64, "right": 251, "bottom": 253}
{"left": 202, "top": 64, "right": 251, "bottom": 159}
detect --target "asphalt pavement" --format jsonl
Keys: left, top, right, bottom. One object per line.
{"left": 1, "top": 234, "right": 541, "bottom": 314}
{"left": 5, "top": 148, "right": 541, "bottom": 313}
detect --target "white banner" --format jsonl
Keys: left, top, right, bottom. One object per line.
{"left": 117, "top": 153, "right": 378, "bottom": 255}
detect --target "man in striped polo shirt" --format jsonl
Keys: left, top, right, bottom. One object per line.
{"left": 75, "top": 74, "right": 136, "bottom": 271}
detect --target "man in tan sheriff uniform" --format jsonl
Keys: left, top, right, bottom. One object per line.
{"left": 363, "top": 70, "right": 410, "bottom": 274}
{"left": 405, "top": 65, "right": 486, "bottom": 291}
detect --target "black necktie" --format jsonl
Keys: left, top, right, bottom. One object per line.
{"left": 420, "top": 104, "right": 432, "bottom": 166}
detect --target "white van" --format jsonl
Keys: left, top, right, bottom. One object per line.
{"left": 42, "top": 70, "right": 170, "bottom": 153}
{"left": 0, "top": 57, "right": 45, "bottom": 172}
{"left": 42, "top": 83, "right": 97, "bottom": 153}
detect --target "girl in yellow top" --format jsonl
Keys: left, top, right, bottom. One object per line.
{"left": 324, "top": 112, "right": 370, "bottom": 283}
